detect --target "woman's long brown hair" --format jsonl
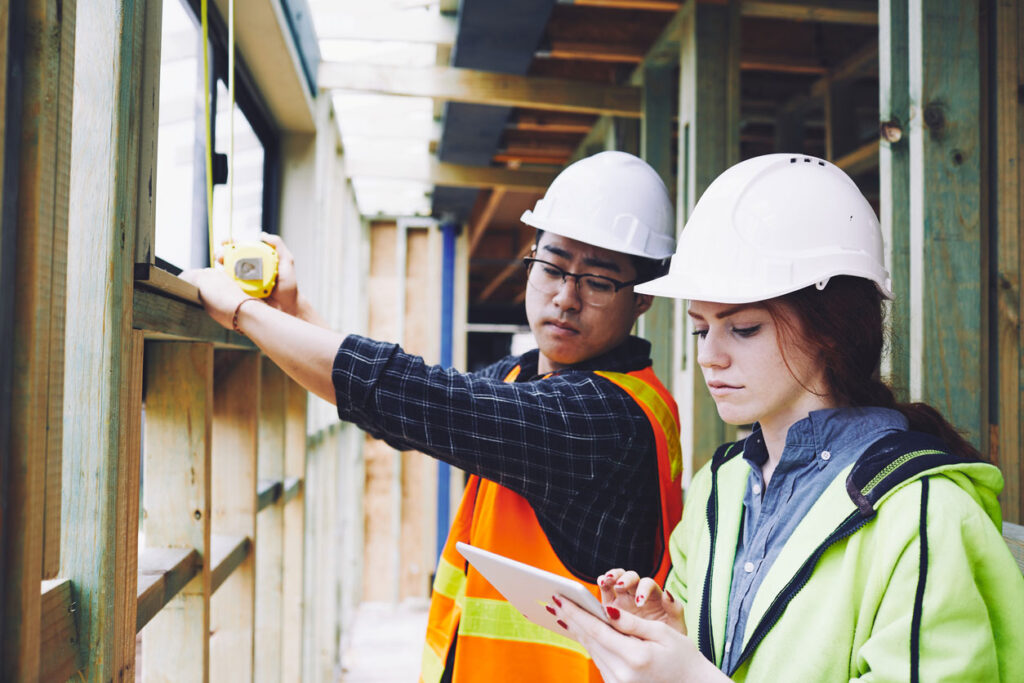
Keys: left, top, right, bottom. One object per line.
{"left": 762, "top": 276, "right": 982, "bottom": 460}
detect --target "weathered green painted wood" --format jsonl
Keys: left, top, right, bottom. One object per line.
{"left": 134, "top": 0, "right": 162, "bottom": 268}
{"left": 994, "top": 0, "right": 1023, "bottom": 525}
{"left": 40, "top": 578, "right": 82, "bottom": 681}
{"left": 677, "top": 0, "right": 740, "bottom": 474}
{"left": 134, "top": 286, "right": 258, "bottom": 349}
{"left": 907, "top": 0, "right": 984, "bottom": 450}
{"left": 282, "top": 378, "right": 308, "bottom": 681}
{"left": 136, "top": 547, "right": 200, "bottom": 632}
{"left": 210, "top": 349, "right": 259, "bottom": 682}
{"left": 255, "top": 358, "right": 287, "bottom": 683}
{"left": 879, "top": 0, "right": 911, "bottom": 400}
{"left": 210, "top": 535, "right": 252, "bottom": 595}
{"left": 60, "top": 2, "right": 148, "bottom": 679}
{"left": 642, "top": 62, "right": 677, "bottom": 392}
{"left": 4, "top": 0, "right": 75, "bottom": 676}
{"left": 142, "top": 342, "right": 213, "bottom": 681}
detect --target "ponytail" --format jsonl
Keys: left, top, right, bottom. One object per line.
{"left": 765, "top": 277, "right": 982, "bottom": 461}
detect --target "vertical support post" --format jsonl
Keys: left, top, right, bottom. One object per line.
{"left": 61, "top": 1, "right": 148, "bottom": 680}
{"left": 3, "top": 0, "right": 76, "bottom": 676}
{"left": 142, "top": 342, "right": 213, "bottom": 681}
{"left": 641, "top": 61, "right": 676, "bottom": 389}
{"left": 282, "top": 377, "right": 307, "bottom": 681}
{"left": 210, "top": 350, "right": 260, "bottom": 682}
{"left": 824, "top": 80, "right": 858, "bottom": 162}
{"left": 993, "top": 0, "right": 1023, "bottom": 524}
{"left": 436, "top": 220, "right": 457, "bottom": 562}
{"left": 907, "top": 0, "right": 984, "bottom": 448}
{"left": 256, "top": 357, "right": 287, "bottom": 682}
{"left": 677, "top": 0, "right": 740, "bottom": 473}
{"left": 879, "top": 0, "right": 912, "bottom": 398}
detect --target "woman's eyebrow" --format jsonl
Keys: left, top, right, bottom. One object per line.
{"left": 687, "top": 304, "right": 758, "bottom": 321}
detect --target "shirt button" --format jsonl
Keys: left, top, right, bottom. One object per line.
{"left": 752, "top": 483, "right": 762, "bottom": 495}
{"left": 821, "top": 450, "right": 832, "bottom": 461}
{"left": 744, "top": 561, "right": 755, "bottom": 573}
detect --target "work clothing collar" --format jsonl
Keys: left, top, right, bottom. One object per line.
{"left": 515, "top": 335, "right": 652, "bottom": 381}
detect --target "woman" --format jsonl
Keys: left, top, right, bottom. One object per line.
{"left": 548, "top": 154, "right": 1024, "bottom": 682}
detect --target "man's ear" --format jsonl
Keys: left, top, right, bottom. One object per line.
{"left": 634, "top": 293, "right": 654, "bottom": 317}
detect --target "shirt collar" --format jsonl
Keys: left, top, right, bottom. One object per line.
{"left": 742, "top": 406, "right": 910, "bottom": 470}
{"left": 517, "top": 335, "right": 652, "bottom": 380}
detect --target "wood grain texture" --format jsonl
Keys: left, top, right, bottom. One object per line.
{"left": 136, "top": 547, "right": 200, "bottom": 632}
{"left": 134, "top": 0, "right": 162, "bottom": 267}
{"left": 133, "top": 286, "right": 257, "bottom": 349}
{"left": 142, "top": 342, "right": 213, "bottom": 681}
{"left": 255, "top": 358, "right": 286, "bottom": 683}
{"left": 879, "top": 0, "right": 911, "bottom": 399}
{"left": 281, "top": 378, "right": 307, "bottom": 682}
{"left": 60, "top": 2, "right": 147, "bottom": 680}
{"left": 40, "top": 578, "right": 82, "bottom": 682}
{"left": 907, "top": 0, "right": 984, "bottom": 449}
{"left": 210, "top": 350, "right": 259, "bottom": 682}
{"left": 993, "top": 0, "right": 1023, "bottom": 525}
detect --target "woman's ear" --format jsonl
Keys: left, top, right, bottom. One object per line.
{"left": 634, "top": 293, "right": 654, "bottom": 317}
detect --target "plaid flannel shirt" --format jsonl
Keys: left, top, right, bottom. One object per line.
{"left": 332, "top": 334, "right": 663, "bottom": 580}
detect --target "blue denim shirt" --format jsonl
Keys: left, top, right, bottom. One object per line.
{"left": 720, "top": 407, "right": 909, "bottom": 672}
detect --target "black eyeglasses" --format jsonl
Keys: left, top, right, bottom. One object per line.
{"left": 522, "top": 257, "right": 637, "bottom": 308}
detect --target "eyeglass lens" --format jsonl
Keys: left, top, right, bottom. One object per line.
{"left": 526, "top": 260, "right": 618, "bottom": 307}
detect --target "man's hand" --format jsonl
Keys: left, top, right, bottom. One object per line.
{"left": 180, "top": 267, "right": 249, "bottom": 331}
{"left": 598, "top": 568, "right": 685, "bottom": 634}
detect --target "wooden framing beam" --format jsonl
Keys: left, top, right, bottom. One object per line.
{"left": 210, "top": 535, "right": 251, "bottom": 595}
{"left": 740, "top": 0, "right": 876, "bottom": 25}
{"left": 740, "top": 52, "right": 827, "bottom": 74}
{"left": 345, "top": 157, "right": 558, "bottom": 191}
{"left": 281, "top": 378, "right": 306, "bottom": 681}
{"left": 478, "top": 243, "right": 533, "bottom": 303}
{"left": 834, "top": 139, "right": 878, "bottom": 176}
{"left": 315, "top": 11, "right": 456, "bottom": 45}
{"left": 469, "top": 188, "right": 507, "bottom": 258}
{"left": 510, "top": 113, "right": 595, "bottom": 134}
{"left": 560, "top": 0, "right": 682, "bottom": 10}
{"left": 537, "top": 41, "right": 648, "bottom": 63}
{"left": 318, "top": 63, "right": 643, "bottom": 118}
{"left": 136, "top": 547, "right": 200, "bottom": 632}
{"left": 133, "top": 287, "right": 257, "bottom": 349}
{"left": 40, "top": 579, "right": 81, "bottom": 681}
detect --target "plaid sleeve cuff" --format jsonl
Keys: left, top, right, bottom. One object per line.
{"left": 332, "top": 334, "right": 399, "bottom": 420}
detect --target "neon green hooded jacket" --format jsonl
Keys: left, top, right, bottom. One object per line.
{"left": 666, "top": 431, "right": 1024, "bottom": 682}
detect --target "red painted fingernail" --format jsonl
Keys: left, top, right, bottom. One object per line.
{"left": 665, "top": 590, "right": 675, "bottom": 603}
{"left": 636, "top": 595, "right": 644, "bottom": 604}
{"left": 616, "top": 581, "right": 625, "bottom": 586}
{"left": 557, "top": 620, "right": 568, "bottom": 630}
{"left": 551, "top": 595, "right": 563, "bottom": 607}
{"left": 606, "top": 606, "right": 620, "bottom": 620}
{"left": 546, "top": 605, "right": 557, "bottom": 616}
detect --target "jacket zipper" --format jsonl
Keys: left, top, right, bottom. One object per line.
{"left": 726, "top": 510, "right": 874, "bottom": 675}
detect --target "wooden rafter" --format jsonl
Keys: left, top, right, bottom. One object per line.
{"left": 479, "top": 243, "right": 534, "bottom": 303}
{"left": 510, "top": 112, "right": 596, "bottom": 134}
{"left": 469, "top": 188, "right": 507, "bottom": 257}
{"left": 537, "top": 41, "right": 648, "bottom": 63}
{"left": 740, "top": 52, "right": 828, "bottom": 74}
{"left": 741, "top": 0, "right": 877, "bottom": 25}
{"left": 317, "top": 63, "right": 643, "bottom": 117}
{"left": 344, "top": 157, "right": 558, "bottom": 191}
{"left": 834, "top": 139, "right": 878, "bottom": 176}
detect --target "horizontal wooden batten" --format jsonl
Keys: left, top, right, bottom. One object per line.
{"left": 40, "top": 579, "right": 81, "bottom": 682}
{"left": 210, "top": 534, "right": 251, "bottom": 594}
{"left": 135, "top": 263, "right": 201, "bottom": 305}
{"left": 318, "top": 63, "right": 642, "bottom": 117}
{"left": 834, "top": 140, "right": 878, "bottom": 176}
{"left": 344, "top": 158, "right": 558, "bottom": 191}
{"left": 282, "top": 476, "right": 303, "bottom": 505}
{"left": 136, "top": 547, "right": 200, "bottom": 632}
{"left": 740, "top": 0, "right": 876, "bottom": 25}
{"left": 133, "top": 287, "right": 257, "bottom": 349}
{"left": 258, "top": 479, "right": 284, "bottom": 511}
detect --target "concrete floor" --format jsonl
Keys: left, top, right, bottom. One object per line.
{"left": 339, "top": 600, "right": 431, "bottom": 682}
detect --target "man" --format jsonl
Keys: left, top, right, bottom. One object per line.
{"left": 184, "top": 151, "right": 683, "bottom": 682}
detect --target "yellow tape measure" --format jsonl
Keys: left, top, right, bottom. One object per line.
{"left": 223, "top": 242, "right": 279, "bottom": 298}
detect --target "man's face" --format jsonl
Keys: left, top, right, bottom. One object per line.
{"left": 525, "top": 232, "right": 652, "bottom": 374}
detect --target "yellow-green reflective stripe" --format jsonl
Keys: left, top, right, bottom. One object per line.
{"left": 420, "top": 641, "right": 444, "bottom": 683}
{"left": 459, "top": 596, "right": 590, "bottom": 657}
{"left": 597, "top": 371, "right": 682, "bottom": 480}
{"left": 434, "top": 556, "right": 466, "bottom": 600}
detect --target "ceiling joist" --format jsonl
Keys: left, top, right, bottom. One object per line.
{"left": 345, "top": 158, "right": 558, "bottom": 191}
{"left": 318, "top": 63, "right": 643, "bottom": 117}
{"left": 740, "top": 0, "right": 877, "bottom": 25}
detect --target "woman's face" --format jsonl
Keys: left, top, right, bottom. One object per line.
{"left": 688, "top": 300, "right": 833, "bottom": 432}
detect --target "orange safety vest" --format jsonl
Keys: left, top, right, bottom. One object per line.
{"left": 420, "top": 365, "right": 682, "bottom": 682}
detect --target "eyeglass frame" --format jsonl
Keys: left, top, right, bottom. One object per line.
{"left": 521, "top": 256, "right": 639, "bottom": 305}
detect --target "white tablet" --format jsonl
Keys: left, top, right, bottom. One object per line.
{"left": 455, "top": 542, "right": 611, "bottom": 635}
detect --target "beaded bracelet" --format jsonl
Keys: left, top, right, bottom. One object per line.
{"left": 232, "top": 297, "right": 260, "bottom": 333}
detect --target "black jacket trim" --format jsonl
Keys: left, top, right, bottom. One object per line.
{"left": 910, "top": 477, "right": 930, "bottom": 683}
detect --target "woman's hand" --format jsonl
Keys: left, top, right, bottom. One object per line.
{"left": 598, "top": 569, "right": 685, "bottom": 634}
{"left": 258, "top": 233, "right": 330, "bottom": 327}
{"left": 179, "top": 267, "right": 249, "bottom": 331}
{"left": 551, "top": 595, "right": 725, "bottom": 683}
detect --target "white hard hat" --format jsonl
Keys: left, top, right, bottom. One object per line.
{"left": 636, "top": 153, "right": 893, "bottom": 303}
{"left": 521, "top": 151, "right": 675, "bottom": 260}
